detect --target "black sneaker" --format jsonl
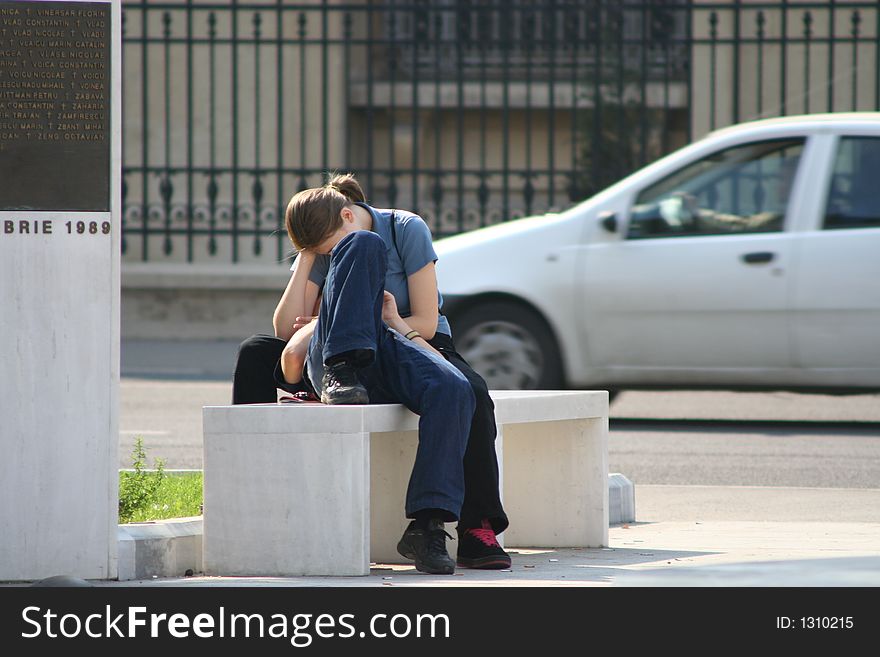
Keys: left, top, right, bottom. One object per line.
{"left": 397, "top": 519, "right": 456, "bottom": 575}
{"left": 456, "top": 519, "right": 511, "bottom": 569}
{"left": 320, "top": 360, "right": 369, "bottom": 405}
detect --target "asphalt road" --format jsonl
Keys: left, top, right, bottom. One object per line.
{"left": 610, "top": 417, "right": 880, "bottom": 489}
{"left": 120, "top": 377, "right": 230, "bottom": 471}
{"left": 119, "top": 378, "right": 880, "bottom": 485}
{"left": 119, "top": 374, "right": 880, "bottom": 523}
{"left": 119, "top": 340, "right": 880, "bottom": 523}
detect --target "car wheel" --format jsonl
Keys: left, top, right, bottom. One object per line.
{"left": 451, "top": 301, "right": 564, "bottom": 390}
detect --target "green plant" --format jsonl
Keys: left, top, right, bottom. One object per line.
{"left": 125, "top": 472, "right": 203, "bottom": 522}
{"left": 118, "top": 437, "right": 166, "bottom": 524}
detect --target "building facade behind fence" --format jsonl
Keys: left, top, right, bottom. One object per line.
{"left": 121, "top": 0, "right": 880, "bottom": 265}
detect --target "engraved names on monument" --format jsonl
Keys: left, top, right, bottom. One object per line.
{"left": 0, "top": 0, "right": 109, "bottom": 210}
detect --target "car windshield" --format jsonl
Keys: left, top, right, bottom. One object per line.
{"left": 628, "top": 138, "right": 805, "bottom": 238}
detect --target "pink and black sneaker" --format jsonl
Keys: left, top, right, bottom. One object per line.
{"left": 456, "top": 519, "right": 511, "bottom": 569}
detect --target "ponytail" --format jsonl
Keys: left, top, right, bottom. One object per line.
{"left": 326, "top": 172, "right": 366, "bottom": 203}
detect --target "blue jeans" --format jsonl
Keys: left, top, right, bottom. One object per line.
{"left": 306, "top": 231, "right": 476, "bottom": 521}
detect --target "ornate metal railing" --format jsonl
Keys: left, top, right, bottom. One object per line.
{"left": 120, "top": 1, "right": 879, "bottom": 263}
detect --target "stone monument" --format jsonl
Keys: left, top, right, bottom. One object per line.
{"left": 0, "top": 0, "right": 120, "bottom": 580}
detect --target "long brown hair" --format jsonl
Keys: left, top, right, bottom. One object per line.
{"left": 284, "top": 173, "right": 366, "bottom": 251}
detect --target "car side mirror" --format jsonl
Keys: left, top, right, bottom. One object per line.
{"left": 599, "top": 211, "right": 618, "bottom": 233}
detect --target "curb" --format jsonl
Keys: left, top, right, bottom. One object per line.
{"left": 117, "top": 517, "right": 202, "bottom": 581}
{"left": 117, "top": 475, "right": 636, "bottom": 580}
{"left": 609, "top": 473, "right": 636, "bottom": 525}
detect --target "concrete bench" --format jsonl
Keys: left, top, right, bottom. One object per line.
{"left": 202, "top": 390, "right": 608, "bottom": 576}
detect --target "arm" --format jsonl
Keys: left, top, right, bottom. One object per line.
{"left": 383, "top": 291, "right": 443, "bottom": 358}
{"left": 402, "top": 262, "right": 441, "bottom": 341}
{"left": 280, "top": 317, "right": 317, "bottom": 385}
{"left": 273, "top": 252, "right": 321, "bottom": 340}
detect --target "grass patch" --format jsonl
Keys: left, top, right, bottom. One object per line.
{"left": 118, "top": 437, "right": 203, "bottom": 523}
{"left": 122, "top": 471, "right": 203, "bottom": 523}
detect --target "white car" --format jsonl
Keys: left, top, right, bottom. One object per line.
{"left": 435, "top": 113, "right": 880, "bottom": 393}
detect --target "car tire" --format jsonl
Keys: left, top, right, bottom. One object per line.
{"left": 450, "top": 301, "right": 564, "bottom": 390}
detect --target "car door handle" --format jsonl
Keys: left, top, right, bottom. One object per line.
{"left": 741, "top": 251, "right": 776, "bottom": 264}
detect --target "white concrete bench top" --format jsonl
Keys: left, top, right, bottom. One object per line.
{"left": 204, "top": 390, "right": 607, "bottom": 434}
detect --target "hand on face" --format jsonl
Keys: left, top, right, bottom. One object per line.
{"left": 311, "top": 227, "right": 349, "bottom": 256}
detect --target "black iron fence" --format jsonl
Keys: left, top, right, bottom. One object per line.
{"left": 121, "top": 0, "right": 880, "bottom": 263}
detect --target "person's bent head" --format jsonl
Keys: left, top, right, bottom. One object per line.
{"left": 285, "top": 173, "right": 366, "bottom": 254}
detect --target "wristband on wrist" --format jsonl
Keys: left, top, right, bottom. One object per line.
{"left": 404, "top": 330, "right": 421, "bottom": 341}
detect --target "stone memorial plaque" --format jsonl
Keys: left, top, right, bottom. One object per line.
{"left": 0, "top": 0, "right": 110, "bottom": 210}
{"left": 1, "top": 0, "right": 118, "bottom": 581}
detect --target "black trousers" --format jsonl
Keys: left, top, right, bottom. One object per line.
{"left": 232, "top": 332, "right": 509, "bottom": 533}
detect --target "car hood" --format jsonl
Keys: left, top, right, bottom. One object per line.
{"left": 434, "top": 210, "right": 582, "bottom": 298}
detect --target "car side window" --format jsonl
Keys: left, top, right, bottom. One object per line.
{"left": 824, "top": 137, "right": 880, "bottom": 230}
{"left": 627, "top": 139, "right": 805, "bottom": 239}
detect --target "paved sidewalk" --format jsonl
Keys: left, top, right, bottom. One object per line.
{"left": 89, "top": 520, "right": 880, "bottom": 588}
